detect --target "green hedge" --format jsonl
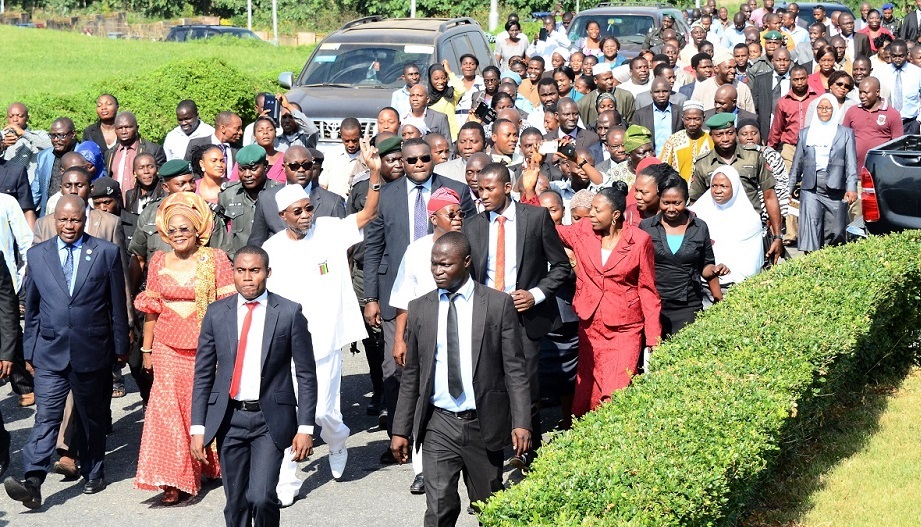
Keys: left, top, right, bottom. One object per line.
{"left": 23, "top": 58, "right": 276, "bottom": 145}
{"left": 479, "top": 231, "right": 921, "bottom": 526}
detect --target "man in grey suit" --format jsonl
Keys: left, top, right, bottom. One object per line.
{"left": 633, "top": 78, "right": 685, "bottom": 156}
{"left": 402, "top": 84, "right": 451, "bottom": 139}
{"left": 363, "top": 139, "right": 476, "bottom": 461}
{"left": 391, "top": 232, "right": 531, "bottom": 526}
{"left": 191, "top": 246, "right": 317, "bottom": 527}
{"left": 247, "top": 145, "right": 346, "bottom": 247}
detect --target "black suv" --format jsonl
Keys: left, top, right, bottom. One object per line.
{"left": 165, "top": 25, "right": 261, "bottom": 42}
{"left": 279, "top": 16, "right": 494, "bottom": 151}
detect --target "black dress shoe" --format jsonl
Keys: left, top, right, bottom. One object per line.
{"left": 83, "top": 478, "right": 107, "bottom": 494}
{"left": 409, "top": 473, "right": 425, "bottom": 494}
{"left": 0, "top": 429, "right": 10, "bottom": 479}
{"left": 365, "top": 397, "right": 382, "bottom": 416}
{"left": 4, "top": 477, "right": 42, "bottom": 509}
{"left": 508, "top": 451, "right": 535, "bottom": 473}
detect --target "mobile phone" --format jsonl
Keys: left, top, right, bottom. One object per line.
{"left": 263, "top": 94, "right": 280, "bottom": 124}
{"left": 473, "top": 101, "right": 497, "bottom": 124}
{"left": 558, "top": 142, "right": 576, "bottom": 159}
{"left": 538, "top": 140, "right": 558, "bottom": 155}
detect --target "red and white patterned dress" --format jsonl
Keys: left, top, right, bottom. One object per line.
{"left": 134, "top": 248, "right": 235, "bottom": 495}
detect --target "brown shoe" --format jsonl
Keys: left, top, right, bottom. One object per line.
{"left": 18, "top": 393, "right": 34, "bottom": 407}
{"left": 53, "top": 456, "right": 79, "bottom": 479}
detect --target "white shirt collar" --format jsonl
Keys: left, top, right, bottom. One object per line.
{"left": 489, "top": 200, "right": 516, "bottom": 223}
{"left": 406, "top": 176, "right": 433, "bottom": 195}
{"left": 438, "top": 276, "right": 475, "bottom": 302}
{"left": 238, "top": 290, "right": 268, "bottom": 309}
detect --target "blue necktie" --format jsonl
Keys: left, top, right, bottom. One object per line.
{"left": 894, "top": 67, "right": 904, "bottom": 113}
{"left": 63, "top": 244, "right": 75, "bottom": 292}
{"left": 413, "top": 185, "right": 427, "bottom": 241}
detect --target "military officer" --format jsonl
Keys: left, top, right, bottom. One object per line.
{"left": 690, "top": 112, "right": 785, "bottom": 263}
{"left": 643, "top": 13, "right": 686, "bottom": 52}
{"left": 217, "top": 144, "right": 279, "bottom": 259}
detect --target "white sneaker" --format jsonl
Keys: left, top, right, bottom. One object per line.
{"left": 279, "top": 494, "right": 295, "bottom": 508}
{"left": 329, "top": 448, "right": 348, "bottom": 480}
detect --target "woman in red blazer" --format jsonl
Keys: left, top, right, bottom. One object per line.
{"left": 556, "top": 183, "right": 662, "bottom": 417}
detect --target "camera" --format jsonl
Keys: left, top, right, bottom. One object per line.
{"left": 557, "top": 142, "right": 576, "bottom": 160}
{"left": 473, "top": 101, "right": 497, "bottom": 124}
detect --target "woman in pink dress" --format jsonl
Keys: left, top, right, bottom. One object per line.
{"left": 134, "top": 192, "right": 235, "bottom": 504}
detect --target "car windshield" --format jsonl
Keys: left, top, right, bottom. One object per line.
{"left": 568, "top": 14, "right": 656, "bottom": 45}
{"left": 224, "top": 28, "right": 260, "bottom": 39}
{"left": 300, "top": 43, "right": 434, "bottom": 89}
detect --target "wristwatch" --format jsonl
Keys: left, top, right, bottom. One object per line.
{"left": 370, "top": 183, "right": 381, "bottom": 191}
{"left": 578, "top": 159, "right": 588, "bottom": 168}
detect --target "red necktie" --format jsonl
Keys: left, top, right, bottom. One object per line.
{"left": 229, "top": 301, "right": 258, "bottom": 398}
{"left": 495, "top": 216, "right": 506, "bottom": 292}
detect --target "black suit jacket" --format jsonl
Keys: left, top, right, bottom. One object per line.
{"left": 902, "top": 10, "right": 921, "bottom": 43}
{"left": 392, "top": 281, "right": 531, "bottom": 451}
{"left": 750, "top": 71, "right": 777, "bottom": 141}
{"left": 248, "top": 183, "right": 346, "bottom": 247}
{"left": 82, "top": 121, "right": 110, "bottom": 154}
{"left": 463, "top": 202, "right": 570, "bottom": 340}
{"left": 192, "top": 292, "right": 318, "bottom": 449}
{"left": 23, "top": 234, "right": 129, "bottom": 373}
{"left": 0, "top": 251, "right": 21, "bottom": 363}
{"left": 633, "top": 103, "right": 684, "bottom": 152}
{"left": 184, "top": 136, "right": 240, "bottom": 162}
{"left": 103, "top": 138, "right": 167, "bottom": 174}
{"left": 363, "top": 174, "right": 476, "bottom": 321}
{"left": 851, "top": 33, "right": 871, "bottom": 60}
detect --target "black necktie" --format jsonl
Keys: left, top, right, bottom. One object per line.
{"left": 446, "top": 292, "right": 463, "bottom": 399}
{"left": 772, "top": 75, "right": 785, "bottom": 109}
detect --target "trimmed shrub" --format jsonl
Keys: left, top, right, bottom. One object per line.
{"left": 24, "top": 58, "right": 277, "bottom": 144}
{"left": 479, "top": 231, "right": 921, "bottom": 526}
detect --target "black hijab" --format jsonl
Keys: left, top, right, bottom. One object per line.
{"left": 427, "top": 64, "right": 455, "bottom": 107}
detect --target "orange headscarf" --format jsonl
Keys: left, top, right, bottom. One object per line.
{"left": 155, "top": 192, "right": 214, "bottom": 246}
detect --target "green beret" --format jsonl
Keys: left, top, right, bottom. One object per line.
{"left": 705, "top": 112, "right": 736, "bottom": 130}
{"left": 623, "top": 124, "right": 653, "bottom": 154}
{"left": 376, "top": 136, "right": 402, "bottom": 157}
{"left": 764, "top": 30, "right": 783, "bottom": 40}
{"left": 235, "top": 144, "right": 267, "bottom": 166}
{"left": 159, "top": 159, "right": 193, "bottom": 179}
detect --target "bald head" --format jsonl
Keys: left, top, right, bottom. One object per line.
{"left": 714, "top": 84, "right": 739, "bottom": 113}
{"left": 283, "top": 145, "right": 310, "bottom": 163}
{"left": 858, "top": 76, "right": 881, "bottom": 108}
{"left": 61, "top": 152, "right": 90, "bottom": 173}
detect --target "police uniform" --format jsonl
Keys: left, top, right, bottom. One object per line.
{"left": 127, "top": 160, "right": 227, "bottom": 264}
{"left": 690, "top": 113, "right": 775, "bottom": 217}
{"left": 217, "top": 144, "right": 280, "bottom": 259}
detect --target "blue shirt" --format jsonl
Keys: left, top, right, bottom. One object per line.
{"left": 431, "top": 277, "right": 476, "bottom": 412}
{"left": 878, "top": 62, "right": 921, "bottom": 120}
{"left": 57, "top": 235, "right": 84, "bottom": 295}
{"left": 653, "top": 104, "right": 672, "bottom": 157}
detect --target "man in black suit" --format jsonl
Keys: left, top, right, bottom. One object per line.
{"left": 463, "top": 162, "right": 569, "bottom": 469}
{"left": 750, "top": 48, "right": 793, "bottom": 141}
{"left": 391, "top": 232, "right": 531, "bottom": 525}
{"left": 103, "top": 112, "right": 166, "bottom": 194}
{"left": 4, "top": 195, "right": 129, "bottom": 508}
{"left": 184, "top": 110, "right": 244, "bottom": 165}
{"left": 703, "top": 84, "right": 759, "bottom": 127}
{"left": 191, "top": 246, "right": 318, "bottom": 527}
{"left": 546, "top": 98, "right": 604, "bottom": 164}
{"left": 901, "top": 0, "right": 921, "bottom": 43}
{"left": 633, "top": 77, "right": 684, "bottom": 155}
{"left": 363, "top": 138, "right": 475, "bottom": 459}
{"left": 837, "top": 12, "right": 871, "bottom": 61}
{"left": 0, "top": 252, "right": 21, "bottom": 479}
{"left": 247, "top": 145, "right": 346, "bottom": 247}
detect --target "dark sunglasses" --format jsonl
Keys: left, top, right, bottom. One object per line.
{"left": 287, "top": 205, "right": 315, "bottom": 215}
{"left": 286, "top": 161, "right": 314, "bottom": 171}
{"left": 834, "top": 81, "right": 853, "bottom": 89}
{"left": 404, "top": 155, "right": 432, "bottom": 164}
{"left": 436, "top": 210, "right": 466, "bottom": 220}
{"left": 50, "top": 132, "right": 74, "bottom": 139}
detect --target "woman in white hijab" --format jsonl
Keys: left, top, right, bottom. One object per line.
{"left": 788, "top": 93, "right": 858, "bottom": 252}
{"left": 690, "top": 165, "right": 763, "bottom": 285}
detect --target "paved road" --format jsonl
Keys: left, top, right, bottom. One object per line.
{"left": 0, "top": 348, "right": 510, "bottom": 527}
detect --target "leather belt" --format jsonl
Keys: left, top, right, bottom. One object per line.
{"left": 230, "top": 400, "right": 261, "bottom": 411}
{"left": 435, "top": 407, "right": 477, "bottom": 420}
{"left": 455, "top": 109, "right": 470, "bottom": 114}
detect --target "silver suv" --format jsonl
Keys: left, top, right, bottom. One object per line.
{"left": 279, "top": 16, "right": 495, "bottom": 153}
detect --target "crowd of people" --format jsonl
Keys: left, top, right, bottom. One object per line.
{"left": 0, "top": 1, "right": 912, "bottom": 525}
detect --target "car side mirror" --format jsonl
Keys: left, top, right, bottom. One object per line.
{"left": 278, "top": 72, "right": 294, "bottom": 89}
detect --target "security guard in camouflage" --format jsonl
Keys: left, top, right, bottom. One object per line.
{"left": 128, "top": 159, "right": 228, "bottom": 271}
{"left": 217, "top": 144, "right": 280, "bottom": 259}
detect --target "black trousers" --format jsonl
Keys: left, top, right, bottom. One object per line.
{"left": 217, "top": 408, "right": 285, "bottom": 527}
{"left": 422, "top": 411, "right": 504, "bottom": 527}
{"left": 519, "top": 331, "right": 543, "bottom": 452}
{"left": 351, "top": 265, "right": 384, "bottom": 402}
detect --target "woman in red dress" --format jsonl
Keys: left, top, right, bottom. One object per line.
{"left": 134, "top": 192, "right": 235, "bottom": 503}
{"left": 556, "top": 182, "right": 662, "bottom": 417}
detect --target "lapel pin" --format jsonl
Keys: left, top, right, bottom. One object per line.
{"left": 86, "top": 249, "right": 93, "bottom": 255}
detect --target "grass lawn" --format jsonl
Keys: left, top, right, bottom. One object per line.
{"left": 745, "top": 366, "right": 921, "bottom": 527}
{"left": 0, "top": 25, "right": 314, "bottom": 107}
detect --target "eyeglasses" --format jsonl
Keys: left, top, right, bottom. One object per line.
{"left": 404, "top": 155, "right": 432, "bottom": 164}
{"left": 436, "top": 210, "right": 466, "bottom": 220}
{"left": 287, "top": 205, "right": 315, "bottom": 215}
{"left": 834, "top": 81, "right": 853, "bottom": 89}
{"left": 50, "top": 132, "right": 74, "bottom": 139}
{"left": 286, "top": 161, "right": 314, "bottom": 171}
{"left": 167, "top": 226, "right": 194, "bottom": 237}
{"left": 239, "top": 163, "right": 263, "bottom": 172}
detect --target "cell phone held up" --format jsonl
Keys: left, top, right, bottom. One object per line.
{"left": 473, "top": 101, "right": 497, "bottom": 124}
{"left": 263, "top": 94, "right": 281, "bottom": 125}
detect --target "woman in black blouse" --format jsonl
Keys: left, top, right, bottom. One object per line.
{"left": 639, "top": 174, "right": 729, "bottom": 337}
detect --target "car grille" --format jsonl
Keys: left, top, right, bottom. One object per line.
{"left": 313, "top": 119, "right": 378, "bottom": 142}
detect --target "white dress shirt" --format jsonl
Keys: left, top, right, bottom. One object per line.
{"left": 233, "top": 292, "right": 267, "bottom": 402}
{"left": 406, "top": 177, "right": 433, "bottom": 240}
{"left": 431, "top": 277, "right": 476, "bottom": 412}
{"left": 486, "top": 202, "right": 545, "bottom": 304}
{"left": 162, "top": 122, "right": 214, "bottom": 161}
{"left": 390, "top": 234, "right": 436, "bottom": 310}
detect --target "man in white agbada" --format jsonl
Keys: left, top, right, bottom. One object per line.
{"left": 388, "top": 186, "right": 465, "bottom": 494}
{"left": 262, "top": 140, "right": 382, "bottom": 505}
